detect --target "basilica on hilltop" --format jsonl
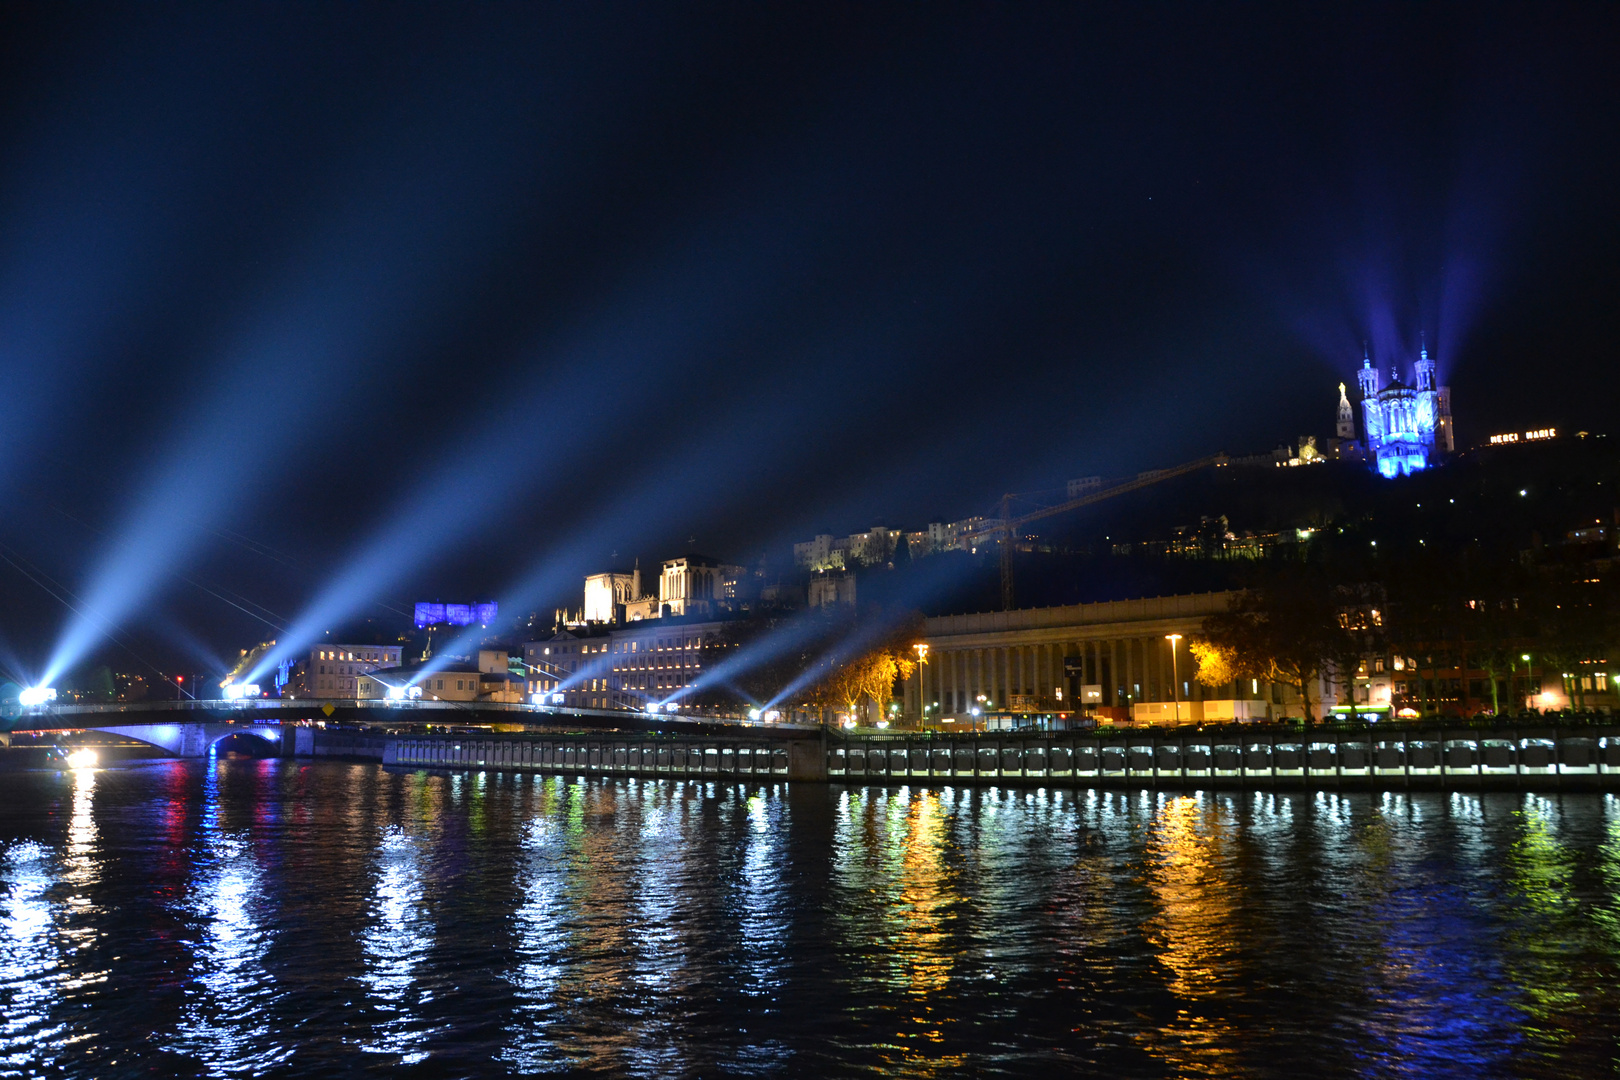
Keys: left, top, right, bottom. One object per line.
{"left": 1336, "top": 339, "right": 1454, "bottom": 477}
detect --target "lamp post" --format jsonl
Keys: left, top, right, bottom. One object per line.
{"left": 1514, "top": 652, "right": 1531, "bottom": 713}
{"left": 914, "top": 643, "right": 930, "bottom": 729}
{"left": 1166, "top": 634, "right": 1183, "bottom": 725}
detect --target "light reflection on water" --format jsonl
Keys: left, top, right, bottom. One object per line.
{"left": 166, "top": 761, "right": 292, "bottom": 1077}
{"left": 0, "top": 761, "right": 1618, "bottom": 1077}
{"left": 357, "top": 823, "right": 435, "bottom": 1062}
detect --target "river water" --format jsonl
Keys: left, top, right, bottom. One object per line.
{"left": 1, "top": 758, "right": 1617, "bottom": 1078}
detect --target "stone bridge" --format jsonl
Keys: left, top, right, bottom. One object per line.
{"left": 83, "top": 721, "right": 286, "bottom": 758}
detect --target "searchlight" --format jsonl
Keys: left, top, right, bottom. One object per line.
{"left": 551, "top": 693, "right": 564, "bottom": 704}
{"left": 748, "top": 708, "right": 762, "bottom": 721}
{"left": 645, "top": 702, "right": 662, "bottom": 714}
{"left": 19, "top": 687, "right": 57, "bottom": 707}
{"left": 223, "top": 683, "right": 260, "bottom": 701}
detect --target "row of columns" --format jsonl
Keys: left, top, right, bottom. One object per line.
{"left": 911, "top": 635, "right": 1212, "bottom": 719}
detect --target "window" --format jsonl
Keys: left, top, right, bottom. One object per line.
{"left": 436, "top": 680, "right": 444, "bottom": 690}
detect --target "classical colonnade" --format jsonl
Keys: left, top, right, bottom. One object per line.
{"left": 907, "top": 593, "right": 1243, "bottom": 722}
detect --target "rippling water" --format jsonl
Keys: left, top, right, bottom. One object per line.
{"left": 1, "top": 758, "right": 1618, "bottom": 1077}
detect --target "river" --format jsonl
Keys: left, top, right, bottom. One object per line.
{"left": 1, "top": 758, "right": 1617, "bottom": 1077}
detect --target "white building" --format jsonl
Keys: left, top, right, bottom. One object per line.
{"left": 793, "top": 534, "right": 846, "bottom": 571}
{"left": 657, "top": 554, "right": 744, "bottom": 618}
{"left": 583, "top": 567, "right": 641, "bottom": 624}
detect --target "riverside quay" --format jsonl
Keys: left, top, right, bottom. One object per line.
{"left": 303, "top": 721, "right": 1620, "bottom": 791}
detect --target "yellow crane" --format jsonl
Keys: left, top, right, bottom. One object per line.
{"left": 958, "top": 453, "right": 1230, "bottom": 610}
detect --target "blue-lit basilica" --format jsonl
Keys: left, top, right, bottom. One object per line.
{"left": 1340, "top": 341, "right": 1454, "bottom": 477}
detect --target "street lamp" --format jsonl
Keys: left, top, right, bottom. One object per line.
{"left": 914, "top": 643, "right": 930, "bottom": 727}
{"left": 1166, "top": 634, "right": 1183, "bottom": 725}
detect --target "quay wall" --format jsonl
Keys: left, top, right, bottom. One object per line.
{"left": 301, "top": 724, "right": 1620, "bottom": 790}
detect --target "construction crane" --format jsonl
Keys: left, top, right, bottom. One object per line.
{"left": 959, "top": 453, "right": 1230, "bottom": 610}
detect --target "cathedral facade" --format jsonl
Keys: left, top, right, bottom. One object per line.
{"left": 1343, "top": 342, "right": 1454, "bottom": 477}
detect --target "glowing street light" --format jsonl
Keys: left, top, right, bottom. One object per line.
{"left": 913, "top": 642, "right": 930, "bottom": 727}
{"left": 1166, "top": 634, "right": 1183, "bottom": 725}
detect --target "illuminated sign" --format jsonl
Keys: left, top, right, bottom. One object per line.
{"left": 1489, "top": 428, "right": 1556, "bottom": 445}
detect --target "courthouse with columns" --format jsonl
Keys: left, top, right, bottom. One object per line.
{"left": 907, "top": 591, "right": 1292, "bottom": 726}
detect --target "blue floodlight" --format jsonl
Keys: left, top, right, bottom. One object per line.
{"left": 19, "top": 687, "right": 56, "bottom": 707}
{"left": 748, "top": 708, "right": 762, "bottom": 721}
{"left": 223, "top": 683, "right": 259, "bottom": 701}
{"left": 645, "top": 703, "right": 661, "bottom": 714}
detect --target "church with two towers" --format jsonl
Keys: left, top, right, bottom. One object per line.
{"left": 1335, "top": 339, "right": 1454, "bottom": 477}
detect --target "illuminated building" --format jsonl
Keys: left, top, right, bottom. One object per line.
{"left": 794, "top": 526, "right": 905, "bottom": 569}
{"left": 523, "top": 619, "right": 730, "bottom": 710}
{"left": 583, "top": 566, "right": 641, "bottom": 624}
{"left": 360, "top": 650, "right": 522, "bottom": 702}
{"left": 650, "top": 554, "right": 744, "bottom": 619}
{"left": 283, "top": 644, "right": 403, "bottom": 698}
{"left": 913, "top": 592, "right": 1303, "bottom": 727}
{"left": 1353, "top": 340, "right": 1454, "bottom": 478}
{"left": 412, "top": 600, "right": 498, "bottom": 628}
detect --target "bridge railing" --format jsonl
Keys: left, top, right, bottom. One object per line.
{"left": 25, "top": 697, "right": 818, "bottom": 731}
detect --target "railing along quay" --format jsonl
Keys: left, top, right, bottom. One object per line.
{"left": 827, "top": 722, "right": 1620, "bottom": 789}
{"left": 308, "top": 721, "right": 1620, "bottom": 789}
{"left": 313, "top": 729, "right": 826, "bottom": 781}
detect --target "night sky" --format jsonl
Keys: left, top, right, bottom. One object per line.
{"left": 1, "top": 3, "right": 1618, "bottom": 679}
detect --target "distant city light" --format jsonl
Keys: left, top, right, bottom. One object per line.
{"left": 19, "top": 687, "right": 56, "bottom": 707}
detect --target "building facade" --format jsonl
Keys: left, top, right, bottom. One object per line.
{"left": 1354, "top": 341, "right": 1454, "bottom": 478}
{"left": 656, "top": 554, "right": 744, "bottom": 618}
{"left": 360, "top": 649, "right": 524, "bottom": 703}
{"left": 524, "top": 618, "right": 730, "bottom": 711}
{"left": 910, "top": 593, "right": 1307, "bottom": 726}
{"left": 282, "top": 643, "right": 403, "bottom": 698}
{"left": 583, "top": 568, "right": 641, "bottom": 624}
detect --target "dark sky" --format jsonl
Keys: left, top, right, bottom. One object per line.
{"left": 1, "top": 2, "right": 1618, "bottom": 680}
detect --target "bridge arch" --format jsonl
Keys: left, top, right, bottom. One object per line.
{"left": 82, "top": 722, "right": 285, "bottom": 759}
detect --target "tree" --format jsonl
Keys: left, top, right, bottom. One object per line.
{"left": 796, "top": 614, "right": 923, "bottom": 724}
{"left": 1194, "top": 567, "right": 1359, "bottom": 723}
